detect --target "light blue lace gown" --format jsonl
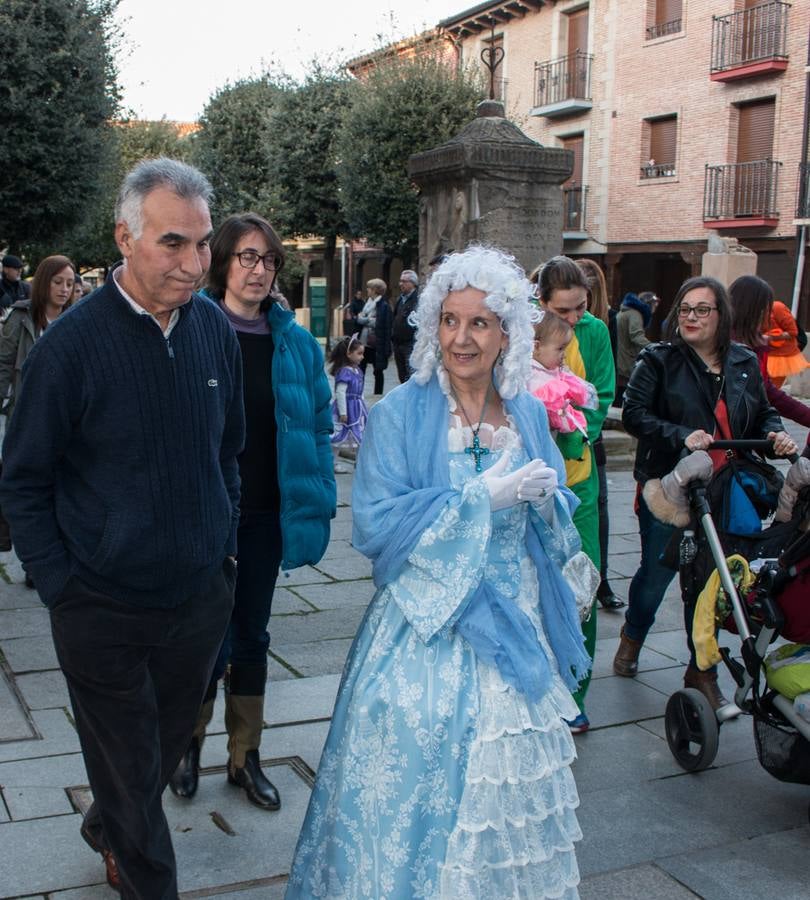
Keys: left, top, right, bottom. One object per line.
{"left": 286, "top": 420, "right": 582, "bottom": 900}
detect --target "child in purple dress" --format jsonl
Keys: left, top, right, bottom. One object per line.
{"left": 329, "top": 335, "right": 368, "bottom": 473}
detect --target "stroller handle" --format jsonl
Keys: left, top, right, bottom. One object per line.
{"left": 707, "top": 440, "right": 798, "bottom": 463}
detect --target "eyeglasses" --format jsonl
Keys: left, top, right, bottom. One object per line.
{"left": 677, "top": 304, "right": 717, "bottom": 319}
{"left": 233, "top": 250, "right": 281, "bottom": 271}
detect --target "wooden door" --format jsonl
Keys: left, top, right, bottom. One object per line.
{"left": 562, "top": 135, "right": 584, "bottom": 230}
{"left": 566, "top": 8, "right": 589, "bottom": 98}
{"left": 736, "top": 98, "right": 775, "bottom": 215}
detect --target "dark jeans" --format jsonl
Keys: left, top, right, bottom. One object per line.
{"left": 359, "top": 346, "right": 385, "bottom": 394}
{"left": 51, "top": 565, "right": 234, "bottom": 899}
{"left": 624, "top": 493, "right": 703, "bottom": 667}
{"left": 212, "top": 510, "right": 283, "bottom": 690}
{"left": 392, "top": 341, "right": 413, "bottom": 383}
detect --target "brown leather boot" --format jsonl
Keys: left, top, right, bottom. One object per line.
{"left": 613, "top": 627, "right": 643, "bottom": 677}
{"left": 683, "top": 665, "right": 728, "bottom": 711}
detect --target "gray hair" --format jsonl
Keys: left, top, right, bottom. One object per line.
{"left": 410, "top": 244, "right": 540, "bottom": 400}
{"left": 115, "top": 157, "right": 214, "bottom": 238}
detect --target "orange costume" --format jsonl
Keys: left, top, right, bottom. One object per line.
{"left": 765, "top": 300, "right": 809, "bottom": 387}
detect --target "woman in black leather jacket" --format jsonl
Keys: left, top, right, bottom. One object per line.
{"left": 612, "top": 275, "right": 795, "bottom": 710}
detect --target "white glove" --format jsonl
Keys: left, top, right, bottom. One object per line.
{"left": 483, "top": 452, "right": 556, "bottom": 512}
{"left": 775, "top": 457, "right": 810, "bottom": 523}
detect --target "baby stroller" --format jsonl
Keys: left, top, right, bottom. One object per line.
{"left": 660, "top": 440, "right": 810, "bottom": 810}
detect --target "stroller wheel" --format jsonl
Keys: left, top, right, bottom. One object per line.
{"left": 665, "top": 688, "right": 719, "bottom": 772}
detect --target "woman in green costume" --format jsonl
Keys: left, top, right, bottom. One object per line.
{"left": 537, "top": 256, "right": 615, "bottom": 733}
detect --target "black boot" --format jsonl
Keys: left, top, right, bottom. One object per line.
{"left": 228, "top": 748, "right": 281, "bottom": 810}
{"left": 168, "top": 736, "right": 201, "bottom": 799}
{"left": 597, "top": 579, "right": 625, "bottom": 610}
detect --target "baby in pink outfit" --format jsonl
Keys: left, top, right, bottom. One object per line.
{"left": 527, "top": 311, "right": 598, "bottom": 439}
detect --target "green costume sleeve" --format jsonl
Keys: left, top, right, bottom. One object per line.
{"left": 576, "top": 313, "right": 615, "bottom": 442}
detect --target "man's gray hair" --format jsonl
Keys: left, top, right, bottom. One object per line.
{"left": 409, "top": 245, "right": 540, "bottom": 400}
{"left": 115, "top": 157, "right": 214, "bottom": 238}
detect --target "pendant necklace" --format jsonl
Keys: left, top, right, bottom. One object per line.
{"left": 455, "top": 384, "right": 492, "bottom": 472}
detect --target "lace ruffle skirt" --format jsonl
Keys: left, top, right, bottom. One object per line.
{"left": 438, "top": 662, "right": 582, "bottom": 899}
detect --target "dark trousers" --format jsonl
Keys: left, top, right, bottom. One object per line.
{"left": 51, "top": 566, "right": 235, "bottom": 899}
{"left": 359, "top": 347, "right": 385, "bottom": 394}
{"left": 212, "top": 510, "right": 283, "bottom": 689}
{"left": 392, "top": 341, "right": 413, "bottom": 383}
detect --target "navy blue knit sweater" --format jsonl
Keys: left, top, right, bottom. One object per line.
{"left": 0, "top": 280, "right": 245, "bottom": 608}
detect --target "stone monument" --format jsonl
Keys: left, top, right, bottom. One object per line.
{"left": 408, "top": 100, "right": 573, "bottom": 276}
{"left": 701, "top": 235, "right": 757, "bottom": 286}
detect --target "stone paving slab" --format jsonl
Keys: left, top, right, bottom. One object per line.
{"left": 572, "top": 722, "right": 682, "bottom": 794}
{"left": 582, "top": 668, "right": 671, "bottom": 729}
{"left": 0, "top": 582, "right": 41, "bottom": 611}
{"left": 287, "top": 579, "right": 375, "bottom": 612}
{"left": 0, "top": 607, "right": 50, "bottom": 640}
{"left": 0, "top": 813, "right": 107, "bottom": 896}
{"left": 270, "top": 606, "right": 368, "bottom": 645}
{"left": 318, "top": 538, "right": 356, "bottom": 561}
{"left": 274, "top": 566, "right": 332, "bottom": 588}
{"left": 271, "top": 639, "right": 352, "bottom": 678}
{"left": 166, "top": 761, "right": 310, "bottom": 894}
{"left": 15, "top": 669, "right": 68, "bottom": 711}
{"left": 0, "top": 667, "right": 35, "bottom": 742}
{"left": 0, "top": 752, "right": 88, "bottom": 820}
{"left": 659, "top": 825, "right": 810, "bottom": 900}
{"left": 575, "top": 758, "right": 808, "bottom": 880}
{"left": 0, "top": 708, "right": 80, "bottom": 764}
{"left": 312, "top": 554, "right": 373, "bottom": 581}
{"left": 270, "top": 588, "right": 316, "bottom": 616}
{"left": 0, "top": 634, "right": 58, "bottom": 673}
{"left": 579, "top": 863, "right": 700, "bottom": 899}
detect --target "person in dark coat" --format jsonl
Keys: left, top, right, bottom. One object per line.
{"left": 0, "top": 255, "right": 31, "bottom": 308}
{"left": 0, "top": 158, "right": 243, "bottom": 898}
{"left": 358, "top": 278, "right": 392, "bottom": 395}
{"left": 391, "top": 269, "right": 419, "bottom": 382}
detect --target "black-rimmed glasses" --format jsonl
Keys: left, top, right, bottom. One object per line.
{"left": 677, "top": 304, "right": 717, "bottom": 319}
{"left": 233, "top": 250, "right": 281, "bottom": 271}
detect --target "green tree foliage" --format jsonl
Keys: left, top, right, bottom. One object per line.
{"left": 336, "top": 56, "right": 484, "bottom": 264}
{"left": 64, "top": 120, "right": 191, "bottom": 269}
{"left": 264, "top": 67, "right": 352, "bottom": 253}
{"left": 0, "top": 0, "right": 121, "bottom": 254}
{"left": 192, "top": 77, "right": 284, "bottom": 223}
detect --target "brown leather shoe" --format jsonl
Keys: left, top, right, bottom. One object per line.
{"left": 613, "top": 627, "right": 643, "bottom": 677}
{"left": 683, "top": 665, "right": 728, "bottom": 712}
{"left": 101, "top": 849, "right": 122, "bottom": 894}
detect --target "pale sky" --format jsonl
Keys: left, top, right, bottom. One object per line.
{"left": 115, "top": 0, "right": 469, "bottom": 122}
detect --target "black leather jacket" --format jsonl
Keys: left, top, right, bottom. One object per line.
{"left": 623, "top": 340, "right": 783, "bottom": 483}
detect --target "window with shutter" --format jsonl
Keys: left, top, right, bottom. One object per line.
{"left": 646, "top": 0, "right": 683, "bottom": 39}
{"left": 641, "top": 116, "right": 677, "bottom": 178}
{"left": 561, "top": 134, "right": 586, "bottom": 231}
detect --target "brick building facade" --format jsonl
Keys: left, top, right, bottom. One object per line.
{"left": 398, "top": 0, "right": 809, "bottom": 325}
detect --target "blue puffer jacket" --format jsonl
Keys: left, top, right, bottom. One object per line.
{"left": 267, "top": 302, "right": 336, "bottom": 569}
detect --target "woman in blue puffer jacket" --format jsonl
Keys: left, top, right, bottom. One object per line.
{"left": 169, "top": 212, "right": 336, "bottom": 811}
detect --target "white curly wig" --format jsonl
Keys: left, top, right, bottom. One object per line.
{"left": 409, "top": 245, "right": 540, "bottom": 399}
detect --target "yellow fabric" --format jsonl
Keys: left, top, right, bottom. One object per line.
{"left": 562, "top": 334, "right": 592, "bottom": 487}
{"left": 693, "top": 554, "right": 755, "bottom": 671}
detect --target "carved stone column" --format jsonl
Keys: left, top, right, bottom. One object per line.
{"left": 408, "top": 100, "right": 573, "bottom": 277}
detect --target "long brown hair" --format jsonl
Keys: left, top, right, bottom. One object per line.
{"left": 576, "top": 258, "right": 609, "bottom": 324}
{"left": 535, "top": 255, "right": 589, "bottom": 302}
{"left": 729, "top": 275, "right": 773, "bottom": 349}
{"left": 30, "top": 255, "right": 75, "bottom": 332}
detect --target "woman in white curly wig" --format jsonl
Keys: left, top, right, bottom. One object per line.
{"left": 287, "top": 245, "right": 590, "bottom": 900}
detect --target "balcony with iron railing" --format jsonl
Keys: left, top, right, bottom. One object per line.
{"left": 530, "top": 51, "right": 593, "bottom": 118}
{"left": 646, "top": 18, "right": 682, "bottom": 40}
{"left": 563, "top": 184, "right": 588, "bottom": 238}
{"left": 703, "top": 159, "right": 781, "bottom": 228}
{"left": 640, "top": 162, "right": 677, "bottom": 179}
{"left": 710, "top": 1, "right": 790, "bottom": 81}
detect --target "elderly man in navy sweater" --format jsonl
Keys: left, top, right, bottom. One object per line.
{"left": 0, "top": 158, "right": 245, "bottom": 899}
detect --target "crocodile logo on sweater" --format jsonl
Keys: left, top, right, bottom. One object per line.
{"left": 208, "top": 379, "right": 218, "bottom": 387}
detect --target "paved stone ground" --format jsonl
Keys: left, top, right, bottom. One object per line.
{"left": 0, "top": 369, "right": 808, "bottom": 899}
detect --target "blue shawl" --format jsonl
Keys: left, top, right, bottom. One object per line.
{"left": 352, "top": 374, "right": 591, "bottom": 697}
